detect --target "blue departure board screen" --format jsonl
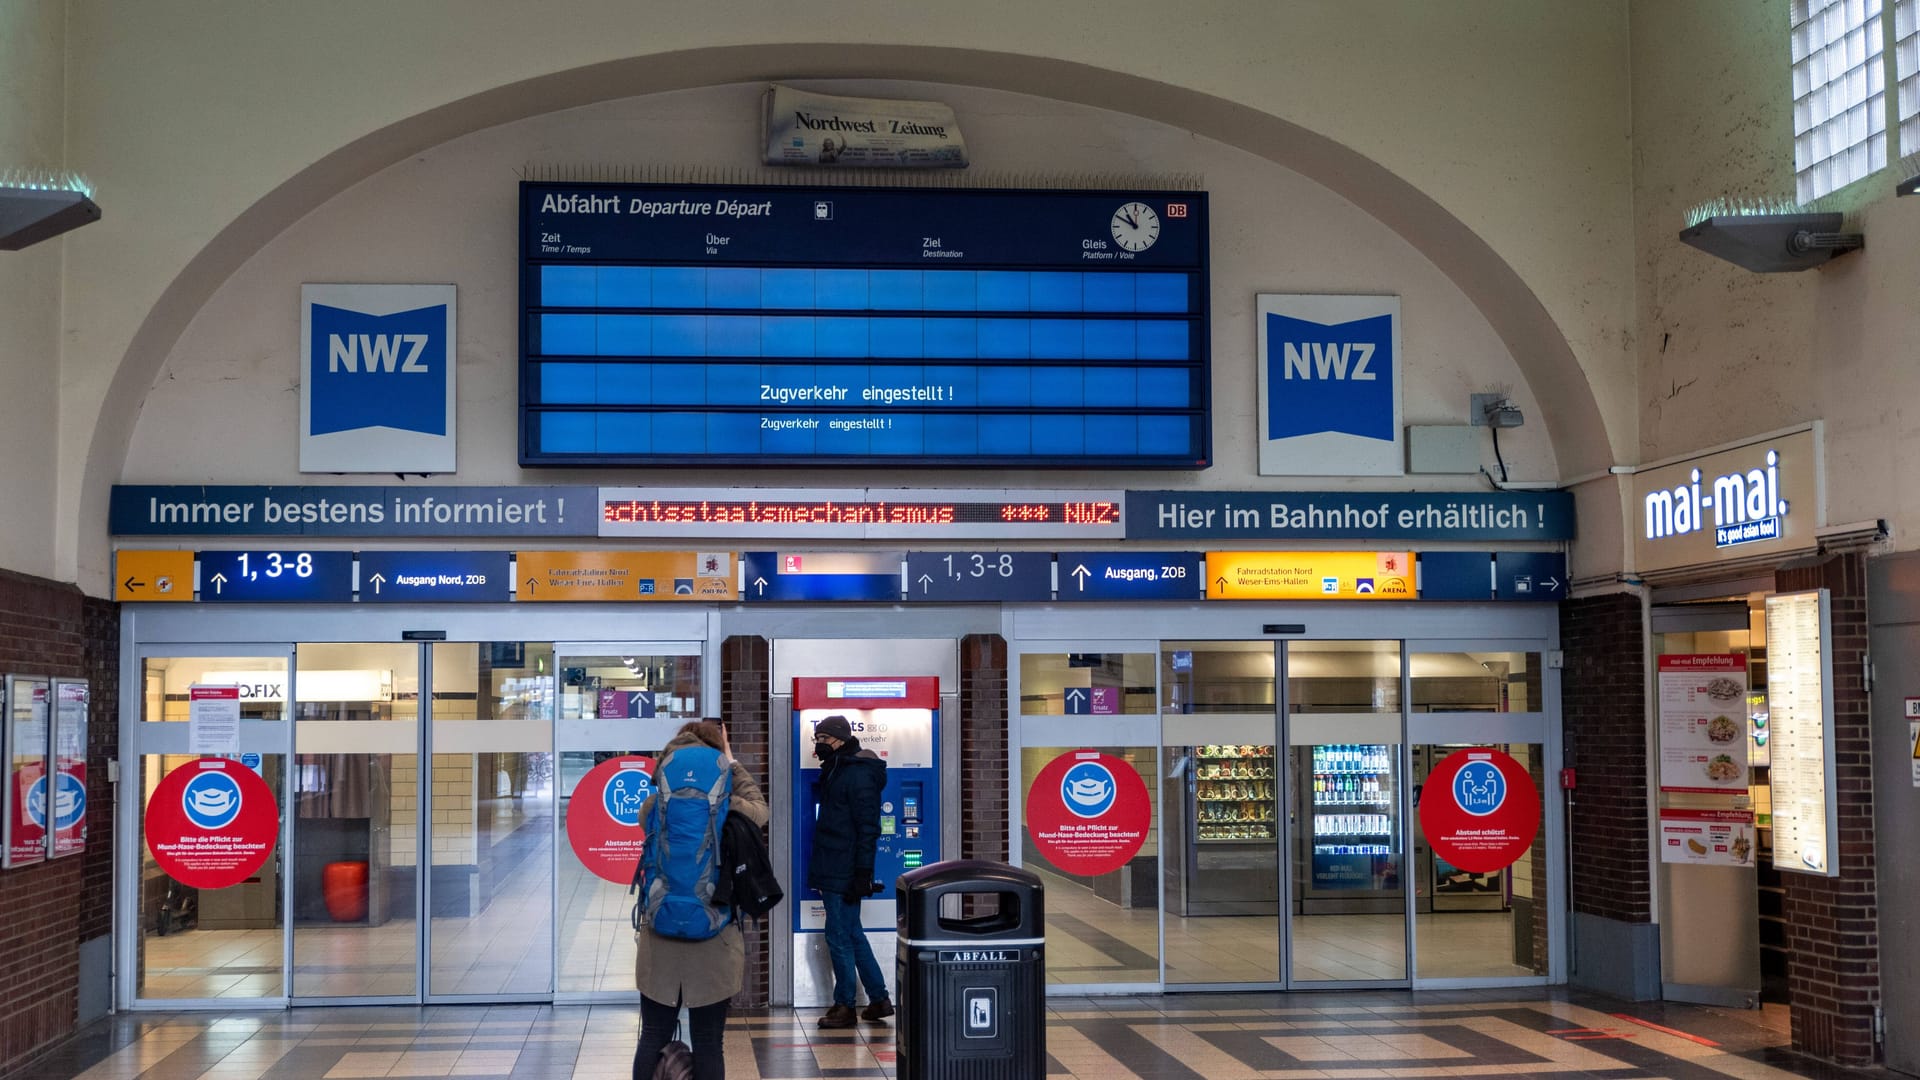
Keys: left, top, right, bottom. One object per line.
{"left": 519, "top": 183, "right": 1210, "bottom": 468}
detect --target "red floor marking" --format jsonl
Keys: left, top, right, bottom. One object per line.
{"left": 1610, "top": 1013, "right": 1722, "bottom": 1047}
{"left": 1565, "top": 1033, "right": 1636, "bottom": 1041}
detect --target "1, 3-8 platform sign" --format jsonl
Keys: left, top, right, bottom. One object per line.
{"left": 197, "top": 551, "right": 353, "bottom": 602}
{"left": 904, "top": 552, "right": 1052, "bottom": 602}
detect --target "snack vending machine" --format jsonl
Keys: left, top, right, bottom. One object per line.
{"left": 791, "top": 677, "right": 941, "bottom": 1006}
{"left": 1179, "top": 742, "right": 1279, "bottom": 916}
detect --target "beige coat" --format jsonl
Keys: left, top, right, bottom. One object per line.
{"left": 632, "top": 733, "right": 770, "bottom": 1008}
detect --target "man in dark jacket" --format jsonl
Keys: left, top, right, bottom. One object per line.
{"left": 807, "top": 714, "right": 894, "bottom": 1029}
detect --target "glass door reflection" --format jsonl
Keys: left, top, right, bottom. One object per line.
{"left": 290, "top": 643, "right": 418, "bottom": 999}
{"left": 1286, "top": 641, "right": 1408, "bottom": 985}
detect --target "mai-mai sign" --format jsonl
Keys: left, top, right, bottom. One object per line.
{"left": 1631, "top": 426, "right": 1821, "bottom": 575}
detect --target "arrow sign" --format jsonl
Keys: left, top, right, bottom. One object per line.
{"left": 918, "top": 573, "right": 933, "bottom": 593}
{"left": 903, "top": 552, "right": 1051, "bottom": 602}
{"left": 1064, "top": 687, "right": 1091, "bottom": 714}
{"left": 124, "top": 577, "right": 144, "bottom": 593}
{"left": 1054, "top": 553, "right": 1204, "bottom": 601}
{"left": 209, "top": 573, "right": 227, "bottom": 594}
{"left": 754, "top": 576, "right": 768, "bottom": 596}
{"left": 358, "top": 552, "right": 510, "bottom": 603}
{"left": 524, "top": 577, "right": 537, "bottom": 596}
{"left": 1494, "top": 551, "right": 1568, "bottom": 602}
{"left": 1214, "top": 575, "right": 1228, "bottom": 593}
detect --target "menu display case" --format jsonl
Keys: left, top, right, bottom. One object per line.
{"left": 1299, "top": 743, "right": 1404, "bottom": 914}
{"left": 1194, "top": 743, "right": 1276, "bottom": 841}
{"left": 1763, "top": 590, "right": 1838, "bottom": 877}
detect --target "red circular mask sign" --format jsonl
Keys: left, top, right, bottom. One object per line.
{"left": 1026, "top": 750, "right": 1151, "bottom": 876}
{"left": 567, "top": 755, "right": 655, "bottom": 883}
{"left": 144, "top": 758, "right": 279, "bottom": 889}
{"left": 1417, "top": 748, "right": 1541, "bottom": 874}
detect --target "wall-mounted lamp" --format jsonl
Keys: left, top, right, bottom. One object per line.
{"left": 1470, "top": 393, "right": 1524, "bottom": 428}
{"left": 1678, "top": 209, "right": 1861, "bottom": 272}
{"left": 0, "top": 170, "right": 100, "bottom": 250}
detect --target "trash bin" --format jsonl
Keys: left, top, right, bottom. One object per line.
{"left": 896, "top": 860, "right": 1045, "bottom": 1080}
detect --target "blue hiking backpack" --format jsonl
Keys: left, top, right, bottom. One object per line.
{"left": 637, "top": 745, "right": 733, "bottom": 941}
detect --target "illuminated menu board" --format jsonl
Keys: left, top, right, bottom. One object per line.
{"left": 1764, "top": 589, "right": 1838, "bottom": 877}
{"left": 520, "top": 183, "right": 1211, "bottom": 468}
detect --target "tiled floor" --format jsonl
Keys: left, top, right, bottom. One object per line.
{"left": 22, "top": 990, "right": 1862, "bottom": 1080}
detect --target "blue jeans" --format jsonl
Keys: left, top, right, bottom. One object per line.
{"left": 821, "top": 892, "right": 889, "bottom": 1008}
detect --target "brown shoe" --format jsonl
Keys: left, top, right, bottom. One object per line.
{"left": 860, "top": 1000, "right": 894, "bottom": 1022}
{"left": 818, "top": 1004, "right": 858, "bottom": 1029}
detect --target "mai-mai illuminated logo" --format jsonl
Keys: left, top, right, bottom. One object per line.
{"left": 1643, "top": 449, "right": 1786, "bottom": 548}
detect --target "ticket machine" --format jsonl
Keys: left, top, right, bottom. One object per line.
{"left": 790, "top": 676, "right": 942, "bottom": 1006}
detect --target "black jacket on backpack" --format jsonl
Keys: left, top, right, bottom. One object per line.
{"left": 807, "top": 742, "right": 887, "bottom": 896}
{"left": 713, "top": 811, "right": 783, "bottom": 918}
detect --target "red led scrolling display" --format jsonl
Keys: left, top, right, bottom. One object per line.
{"left": 601, "top": 499, "right": 1119, "bottom": 527}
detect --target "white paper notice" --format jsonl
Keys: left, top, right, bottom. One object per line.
{"left": 1658, "top": 809, "right": 1757, "bottom": 866}
{"left": 187, "top": 686, "right": 242, "bottom": 756}
{"left": 1765, "top": 591, "right": 1834, "bottom": 875}
{"left": 1657, "top": 655, "right": 1749, "bottom": 793}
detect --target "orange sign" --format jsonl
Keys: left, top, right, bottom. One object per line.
{"left": 515, "top": 551, "right": 736, "bottom": 602}
{"left": 1206, "top": 551, "right": 1415, "bottom": 600}
{"left": 114, "top": 550, "right": 195, "bottom": 602}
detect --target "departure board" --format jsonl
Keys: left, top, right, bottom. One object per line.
{"left": 519, "top": 183, "right": 1210, "bottom": 468}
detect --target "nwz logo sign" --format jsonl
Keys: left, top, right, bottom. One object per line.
{"left": 301, "top": 284, "right": 456, "bottom": 473}
{"left": 329, "top": 332, "right": 432, "bottom": 374}
{"left": 1256, "top": 295, "right": 1401, "bottom": 477}
{"left": 1282, "top": 341, "right": 1378, "bottom": 382}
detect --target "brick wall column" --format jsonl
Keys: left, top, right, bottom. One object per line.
{"left": 0, "top": 572, "right": 117, "bottom": 1079}
{"left": 721, "top": 635, "right": 771, "bottom": 1010}
{"left": 1561, "top": 592, "right": 1651, "bottom": 923}
{"left": 959, "top": 634, "right": 1009, "bottom": 865}
{"left": 1774, "top": 554, "right": 1878, "bottom": 1066}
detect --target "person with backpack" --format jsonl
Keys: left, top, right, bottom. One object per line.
{"left": 632, "top": 719, "right": 767, "bottom": 1080}
{"left": 807, "top": 714, "right": 893, "bottom": 1029}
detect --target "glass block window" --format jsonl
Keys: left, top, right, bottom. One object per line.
{"left": 1791, "top": 0, "right": 1887, "bottom": 202}
{"left": 1896, "top": 0, "right": 1920, "bottom": 155}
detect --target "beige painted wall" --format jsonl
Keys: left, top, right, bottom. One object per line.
{"left": 0, "top": 0, "right": 66, "bottom": 578}
{"left": 1631, "top": 0, "right": 1920, "bottom": 544}
{"left": 124, "top": 83, "right": 1559, "bottom": 499}
{"left": 19, "top": 0, "right": 1635, "bottom": 593}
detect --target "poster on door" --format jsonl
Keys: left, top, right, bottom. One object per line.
{"left": 144, "top": 758, "right": 278, "bottom": 889}
{"left": 50, "top": 681, "right": 87, "bottom": 858}
{"left": 566, "top": 755, "right": 655, "bottom": 883}
{"left": 1025, "top": 750, "right": 1151, "bottom": 876}
{"left": 4, "top": 677, "right": 50, "bottom": 868}
{"left": 1658, "top": 655, "right": 1749, "bottom": 793}
{"left": 1659, "top": 808, "right": 1756, "bottom": 866}
{"left": 1415, "top": 748, "right": 1541, "bottom": 874}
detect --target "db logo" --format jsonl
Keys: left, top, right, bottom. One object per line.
{"left": 1166, "top": 203, "right": 1189, "bottom": 218}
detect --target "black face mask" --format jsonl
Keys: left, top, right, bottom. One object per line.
{"left": 813, "top": 740, "right": 835, "bottom": 761}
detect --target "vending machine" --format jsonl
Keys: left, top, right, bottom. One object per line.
{"left": 791, "top": 677, "right": 941, "bottom": 1005}
{"left": 1295, "top": 742, "right": 1406, "bottom": 914}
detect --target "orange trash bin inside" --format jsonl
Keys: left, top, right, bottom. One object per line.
{"left": 322, "top": 861, "right": 370, "bottom": 922}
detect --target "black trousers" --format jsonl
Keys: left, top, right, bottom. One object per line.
{"left": 632, "top": 993, "right": 730, "bottom": 1080}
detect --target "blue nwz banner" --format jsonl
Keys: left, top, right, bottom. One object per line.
{"left": 300, "top": 284, "right": 457, "bottom": 473}
{"left": 1256, "top": 295, "right": 1402, "bottom": 476}
{"left": 1265, "top": 313, "right": 1394, "bottom": 440}
{"left": 308, "top": 304, "right": 448, "bottom": 436}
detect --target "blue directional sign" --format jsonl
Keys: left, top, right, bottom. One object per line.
{"left": 197, "top": 550, "right": 354, "bottom": 602}
{"left": 905, "top": 552, "right": 1052, "bottom": 602}
{"left": 358, "top": 551, "right": 512, "bottom": 603}
{"left": 1418, "top": 552, "right": 1494, "bottom": 601}
{"left": 1063, "top": 687, "right": 1093, "bottom": 714}
{"left": 1054, "top": 552, "right": 1203, "bottom": 601}
{"left": 1494, "top": 551, "right": 1568, "bottom": 601}
{"left": 741, "top": 552, "right": 901, "bottom": 602}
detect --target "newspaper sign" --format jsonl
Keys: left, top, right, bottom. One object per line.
{"left": 762, "top": 85, "right": 968, "bottom": 168}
